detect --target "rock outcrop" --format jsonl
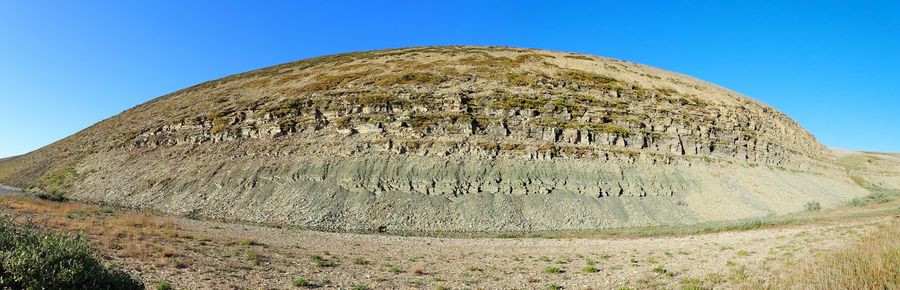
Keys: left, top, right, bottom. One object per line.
{"left": 0, "top": 46, "right": 867, "bottom": 231}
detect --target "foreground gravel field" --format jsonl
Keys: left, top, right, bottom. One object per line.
{"left": 1, "top": 195, "right": 897, "bottom": 289}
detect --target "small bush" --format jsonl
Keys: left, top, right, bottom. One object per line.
{"left": 310, "top": 255, "right": 333, "bottom": 267}
{"left": 239, "top": 239, "right": 264, "bottom": 246}
{"left": 847, "top": 187, "right": 899, "bottom": 206}
{"left": 543, "top": 267, "right": 564, "bottom": 274}
{"left": 565, "top": 54, "right": 594, "bottom": 61}
{"left": 245, "top": 250, "right": 262, "bottom": 266}
{"left": 353, "top": 257, "right": 369, "bottom": 265}
{"left": 36, "top": 166, "right": 91, "bottom": 196}
{"left": 292, "top": 278, "right": 310, "bottom": 287}
{"left": 804, "top": 201, "right": 822, "bottom": 211}
{"left": 37, "top": 192, "right": 67, "bottom": 202}
{"left": 156, "top": 282, "right": 173, "bottom": 290}
{"left": 210, "top": 118, "right": 227, "bottom": 134}
{"left": 0, "top": 218, "right": 142, "bottom": 289}
{"left": 652, "top": 266, "right": 670, "bottom": 275}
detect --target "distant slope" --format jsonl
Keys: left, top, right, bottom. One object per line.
{"left": 0, "top": 46, "right": 868, "bottom": 231}
{"left": 834, "top": 149, "right": 900, "bottom": 190}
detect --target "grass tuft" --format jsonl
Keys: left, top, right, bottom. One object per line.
{"left": 804, "top": 201, "right": 822, "bottom": 211}
{"left": 543, "top": 267, "right": 564, "bottom": 274}
{"left": 762, "top": 220, "right": 900, "bottom": 289}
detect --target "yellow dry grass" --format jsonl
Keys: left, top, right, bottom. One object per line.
{"left": 763, "top": 220, "right": 899, "bottom": 289}
{"left": 1, "top": 196, "right": 197, "bottom": 264}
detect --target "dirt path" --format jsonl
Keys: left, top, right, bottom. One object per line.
{"left": 1, "top": 195, "right": 896, "bottom": 289}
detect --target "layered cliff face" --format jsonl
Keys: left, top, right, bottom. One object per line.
{"left": 0, "top": 46, "right": 866, "bottom": 231}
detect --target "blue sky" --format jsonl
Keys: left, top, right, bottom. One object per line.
{"left": 1, "top": 1, "right": 898, "bottom": 157}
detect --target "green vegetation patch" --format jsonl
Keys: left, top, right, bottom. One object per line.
{"left": 488, "top": 92, "right": 549, "bottom": 110}
{"left": 564, "top": 54, "right": 594, "bottom": 60}
{"left": 155, "top": 282, "right": 173, "bottom": 290}
{"left": 543, "top": 267, "right": 564, "bottom": 274}
{"left": 557, "top": 69, "right": 625, "bottom": 90}
{"left": 848, "top": 186, "right": 900, "bottom": 206}
{"left": 210, "top": 118, "right": 227, "bottom": 134}
{"left": 505, "top": 71, "right": 547, "bottom": 87}
{"left": 36, "top": 166, "right": 93, "bottom": 200}
{"left": 374, "top": 72, "right": 445, "bottom": 86}
{"left": 310, "top": 255, "right": 334, "bottom": 267}
{"left": 569, "top": 121, "right": 631, "bottom": 136}
{"left": 0, "top": 218, "right": 142, "bottom": 289}
{"left": 804, "top": 201, "right": 822, "bottom": 211}
{"left": 263, "top": 98, "right": 306, "bottom": 118}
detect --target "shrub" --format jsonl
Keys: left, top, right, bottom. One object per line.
{"left": 156, "top": 282, "right": 173, "bottom": 290}
{"left": 652, "top": 266, "right": 672, "bottom": 276}
{"left": 543, "top": 267, "right": 564, "bottom": 274}
{"left": 353, "top": 257, "right": 369, "bottom": 265}
{"left": 37, "top": 192, "right": 67, "bottom": 202}
{"left": 36, "top": 166, "right": 91, "bottom": 197}
{"left": 556, "top": 69, "right": 624, "bottom": 90}
{"left": 310, "top": 255, "right": 333, "bottom": 267}
{"left": 239, "top": 239, "right": 264, "bottom": 246}
{"left": 847, "top": 187, "right": 899, "bottom": 206}
{"left": 292, "top": 278, "right": 310, "bottom": 287}
{"left": 804, "top": 201, "right": 822, "bottom": 211}
{"left": 0, "top": 218, "right": 142, "bottom": 289}
{"left": 245, "top": 250, "right": 262, "bottom": 266}
{"left": 210, "top": 118, "right": 227, "bottom": 134}
{"left": 565, "top": 54, "right": 594, "bottom": 61}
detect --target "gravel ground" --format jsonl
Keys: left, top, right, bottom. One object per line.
{"left": 1, "top": 195, "right": 896, "bottom": 289}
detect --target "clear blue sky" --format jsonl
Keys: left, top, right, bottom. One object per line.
{"left": 1, "top": 1, "right": 898, "bottom": 157}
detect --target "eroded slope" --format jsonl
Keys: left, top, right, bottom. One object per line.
{"left": 0, "top": 46, "right": 866, "bottom": 231}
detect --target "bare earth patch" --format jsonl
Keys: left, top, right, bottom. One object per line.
{"left": 1, "top": 195, "right": 897, "bottom": 289}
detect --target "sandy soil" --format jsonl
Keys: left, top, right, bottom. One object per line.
{"left": 1, "top": 194, "right": 896, "bottom": 289}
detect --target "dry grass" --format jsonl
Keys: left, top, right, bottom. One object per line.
{"left": 1, "top": 196, "right": 196, "bottom": 262}
{"left": 762, "top": 220, "right": 899, "bottom": 289}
